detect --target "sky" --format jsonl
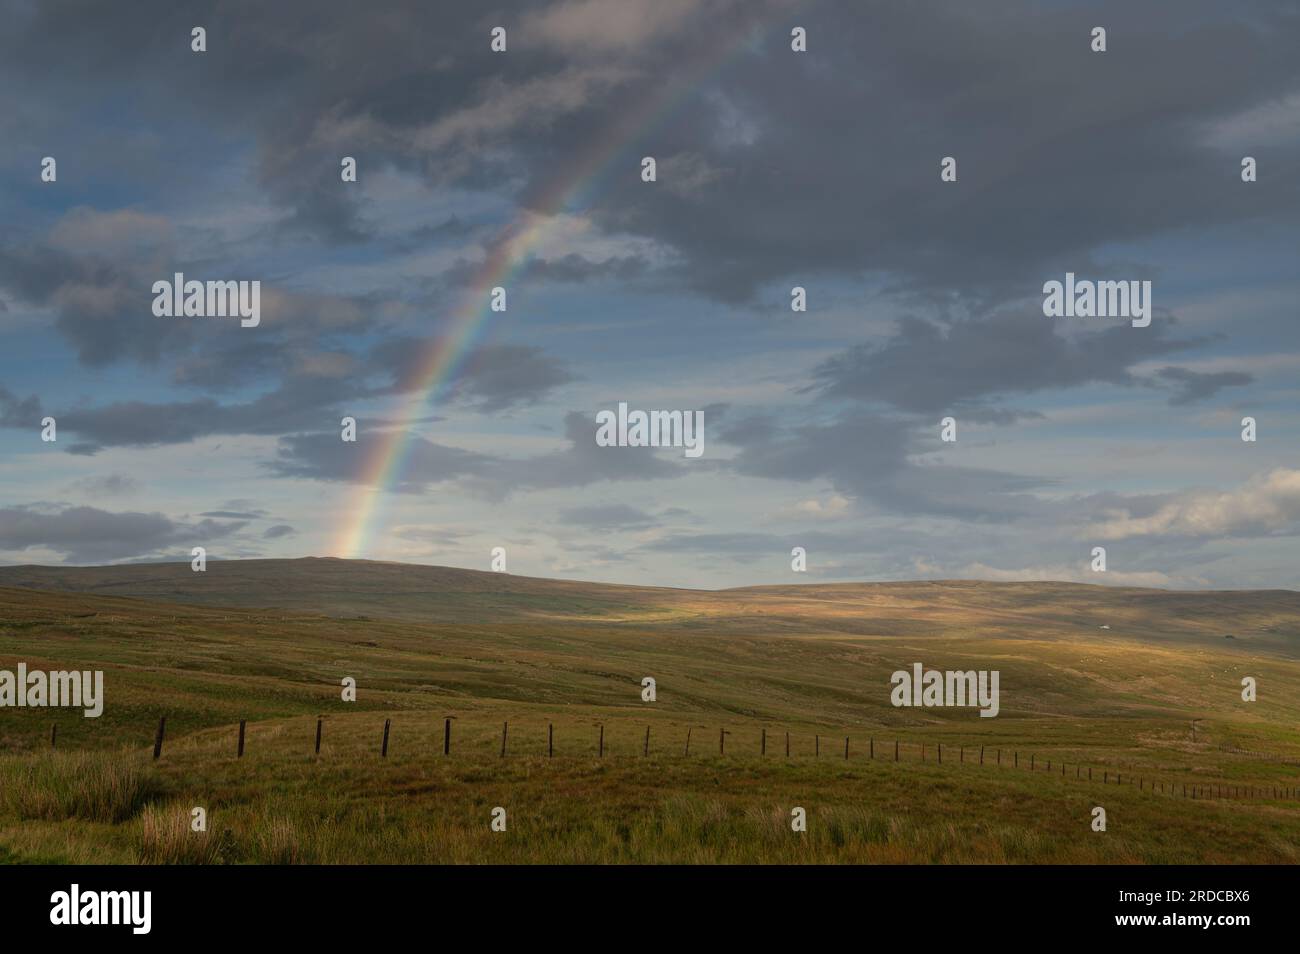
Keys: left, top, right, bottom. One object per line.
{"left": 1, "top": 0, "right": 1298, "bottom": 589}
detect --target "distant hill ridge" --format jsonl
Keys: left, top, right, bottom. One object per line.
{"left": 0, "top": 558, "right": 1297, "bottom": 642}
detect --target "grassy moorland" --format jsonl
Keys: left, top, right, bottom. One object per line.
{"left": 0, "top": 558, "right": 1297, "bottom": 863}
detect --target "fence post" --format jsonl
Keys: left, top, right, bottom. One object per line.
{"left": 997, "top": 748, "right": 1001, "bottom": 766}
{"left": 895, "top": 740, "right": 899, "bottom": 762}
{"left": 50, "top": 724, "right": 56, "bottom": 749}
{"left": 1030, "top": 754, "right": 1034, "bottom": 770}
{"left": 843, "top": 737, "right": 849, "bottom": 760}
{"left": 644, "top": 726, "right": 650, "bottom": 757}
{"left": 938, "top": 743, "right": 942, "bottom": 764}
{"left": 719, "top": 727, "right": 724, "bottom": 756}
{"left": 980, "top": 745, "right": 984, "bottom": 765}
{"left": 549, "top": 723, "right": 554, "bottom": 758}
{"left": 153, "top": 716, "right": 166, "bottom": 760}
{"left": 960, "top": 745, "right": 963, "bottom": 763}
{"left": 684, "top": 727, "right": 691, "bottom": 756}
{"left": 500, "top": 721, "right": 508, "bottom": 757}
{"left": 921, "top": 743, "right": 925, "bottom": 762}
{"left": 599, "top": 724, "right": 604, "bottom": 758}
{"left": 237, "top": 719, "right": 246, "bottom": 758}
{"left": 315, "top": 717, "right": 322, "bottom": 755}
{"left": 870, "top": 737, "right": 874, "bottom": 760}
{"left": 761, "top": 728, "right": 766, "bottom": 756}
{"left": 1104, "top": 771, "right": 1108, "bottom": 784}
{"left": 786, "top": 732, "right": 790, "bottom": 758}
{"left": 381, "top": 718, "right": 390, "bottom": 758}
{"left": 815, "top": 734, "right": 820, "bottom": 757}
{"left": 444, "top": 718, "right": 451, "bottom": 755}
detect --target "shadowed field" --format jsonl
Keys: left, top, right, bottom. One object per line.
{"left": 0, "top": 558, "right": 1298, "bottom": 863}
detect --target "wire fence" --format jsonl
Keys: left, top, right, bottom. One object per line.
{"left": 117, "top": 714, "right": 1300, "bottom": 804}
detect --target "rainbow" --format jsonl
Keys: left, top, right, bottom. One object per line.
{"left": 335, "top": 9, "right": 797, "bottom": 557}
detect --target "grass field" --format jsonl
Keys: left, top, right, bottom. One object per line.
{"left": 0, "top": 558, "right": 1298, "bottom": 863}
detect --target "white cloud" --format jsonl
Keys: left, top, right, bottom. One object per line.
{"left": 1090, "top": 468, "right": 1300, "bottom": 541}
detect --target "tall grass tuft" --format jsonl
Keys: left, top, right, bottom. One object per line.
{"left": 0, "top": 750, "right": 160, "bottom": 823}
{"left": 138, "top": 804, "right": 226, "bottom": 864}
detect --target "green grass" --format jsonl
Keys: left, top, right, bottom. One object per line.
{"left": 0, "top": 560, "right": 1298, "bottom": 863}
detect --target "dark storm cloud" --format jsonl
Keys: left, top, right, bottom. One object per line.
{"left": 267, "top": 410, "right": 692, "bottom": 497}
{"left": 1154, "top": 366, "right": 1254, "bottom": 405}
{"left": 45, "top": 371, "right": 363, "bottom": 453}
{"left": 500, "top": 411, "right": 690, "bottom": 492}
{"left": 374, "top": 340, "right": 577, "bottom": 412}
{"left": 584, "top": 1, "right": 1300, "bottom": 303}
{"left": 0, "top": 212, "right": 378, "bottom": 385}
{"left": 0, "top": 504, "right": 245, "bottom": 563}
{"left": 720, "top": 412, "right": 1055, "bottom": 520}
{"left": 267, "top": 431, "right": 498, "bottom": 494}
{"left": 1, "top": 334, "right": 575, "bottom": 456}
{"left": 4, "top": 1, "right": 1297, "bottom": 305}
{"left": 262, "top": 524, "right": 297, "bottom": 539}
{"left": 808, "top": 309, "right": 1206, "bottom": 414}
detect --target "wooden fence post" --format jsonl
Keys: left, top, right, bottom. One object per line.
{"left": 237, "top": 719, "right": 246, "bottom": 758}
{"left": 815, "top": 734, "right": 820, "bottom": 757}
{"left": 684, "top": 727, "right": 691, "bottom": 756}
{"left": 719, "top": 727, "right": 724, "bottom": 756}
{"left": 894, "top": 740, "right": 899, "bottom": 762}
{"left": 153, "top": 716, "right": 166, "bottom": 760}
{"left": 599, "top": 724, "right": 604, "bottom": 758}
{"left": 50, "top": 724, "right": 56, "bottom": 749}
{"left": 1030, "top": 754, "right": 1034, "bottom": 770}
{"left": 500, "top": 721, "right": 508, "bottom": 757}
{"left": 921, "top": 743, "right": 925, "bottom": 762}
{"left": 761, "top": 727, "right": 766, "bottom": 756}
{"left": 315, "top": 717, "right": 322, "bottom": 755}
{"left": 381, "top": 718, "right": 390, "bottom": 758}
{"left": 644, "top": 726, "right": 650, "bottom": 756}
{"left": 843, "top": 737, "right": 849, "bottom": 760}
{"left": 870, "top": 737, "right": 874, "bottom": 760}
{"left": 444, "top": 718, "right": 451, "bottom": 755}
{"left": 980, "top": 745, "right": 984, "bottom": 765}
{"left": 960, "top": 745, "right": 963, "bottom": 763}
{"left": 549, "top": 723, "right": 554, "bottom": 758}
{"left": 938, "top": 743, "right": 942, "bottom": 764}
{"left": 786, "top": 732, "right": 790, "bottom": 757}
